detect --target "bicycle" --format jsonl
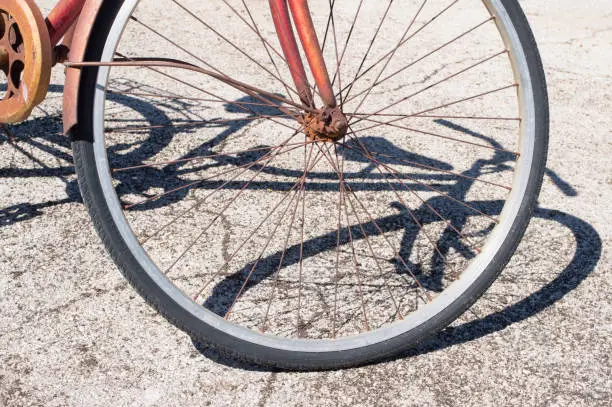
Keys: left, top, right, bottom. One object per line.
{"left": 1, "top": 0, "right": 548, "bottom": 370}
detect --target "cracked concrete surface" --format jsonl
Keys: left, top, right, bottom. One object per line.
{"left": 1, "top": 0, "right": 611, "bottom": 406}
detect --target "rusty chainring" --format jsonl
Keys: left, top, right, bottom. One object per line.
{"left": 0, "top": 0, "right": 52, "bottom": 124}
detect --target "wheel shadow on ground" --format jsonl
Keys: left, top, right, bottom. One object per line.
{"left": 191, "top": 206, "right": 602, "bottom": 371}
{"left": 0, "top": 83, "right": 600, "bottom": 372}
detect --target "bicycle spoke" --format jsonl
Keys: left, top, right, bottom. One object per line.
{"left": 339, "top": 0, "right": 459, "bottom": 99}
{"left": 343, "top": 187, "right": 404, "bottom": 320}
{"left": 296, "top": 138, "right": 313, "bottom": 336}
{"left": 328, "top": 0, "right": 343, "bottom": 104}
{"left": 105, "top": 114, "right": 294, "bottom": 134}
{"left": 344, "top": 117, "right": 518, "bottom": 155}
{"left": 343, "top": 134, "right": 500, "bottom": 223}
{"left": 349, "top": 18, "right": 496, "bottom": 111}
{"left": 261, "top": 141, "right": 314, "bottom": 333}
{"left": 226, "top": 143, "right": 316, "bottom": 322}
{"left": 341, "top": 0, "right": 394, "bottom": 103}
{"left": 170, "top": 0, "right": 305, "bottom": 102}
{"left": 343, "top": 189, "right": 403, "bottom": 320}
{"left": 322, "top": 0, "right": 335, "bottom": 51}
{"left": 329, "top": 0, "right": 364, "bottom": 92}
{"left": 345, "top": 134, "right": 482, "bottom": 253}
{"left": 125, "top": 130, "right": 305, "bottom": 210}
{"left": 224, "top": 178, "right": 303, "bottom": 320}
{"left": 346, "top": 1, "right": 429, "bottom": 112}
{"left": 320, "top": 140, "right": 432, "bottom": 302}
{"left": 331, "top": 145, "right": 388, "bottom": 330}
{"left": 332, "top": 142, "right": 343, "bottom": 338}
{"left": 345, "top": 137, "right": 456, "bottom": 283}
{"left": 349, "top": 48, "right": 506, "bottom": 125}
{"left": 331, "top": 145, "right": 513, "bottom": 191}
{"left": 136, "top": 129, "right": 306, "bottom": 244}
{"left": 259, "top": 185, "right": 302, "bottom": 331}
{"left": 107, "top": 89, "right": 302, "bottom": 112}
{"left": 192, "top": 147, "right": 327, "bottom": 300}
{"left": 316, "top": 142, "right": 370, "bottom": 333}
{"left": 346, "top": 113, "right": 521, "bottom": 121}
{"left": 350, "top": 84, "right": 520, "bottom": 139}
{"left": 163, "top": 137, "right": 314, "bottom": 278}
{"left": 112, "top": 143, "right": 308, "bottom": 173}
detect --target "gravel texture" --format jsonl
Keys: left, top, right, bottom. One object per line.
{"left": 1, "top": 0, "right": 610, "bottom": 406}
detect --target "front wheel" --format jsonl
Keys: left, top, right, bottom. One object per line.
{"left": 71, "top": 0, "right": 548, "bottom": 370}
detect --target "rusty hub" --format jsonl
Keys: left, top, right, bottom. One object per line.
{"left": 0, "top": 0, "right": 52, "bottom": 124}
{"left": 299, "top": 106, "right": 348, "bottom": 142}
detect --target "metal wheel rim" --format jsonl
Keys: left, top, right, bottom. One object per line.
{"left": 90, "top": 0, "right": 536, "bottom": 352}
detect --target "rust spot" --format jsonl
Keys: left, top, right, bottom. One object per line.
{"left": 299, "top": 106, "right": 348, "bottom": 142}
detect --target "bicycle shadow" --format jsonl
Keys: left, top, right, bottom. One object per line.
{"left": 189, "top": 124, "right": 600, "bottom": 370}
{"left": 195, "top": 120, "right": 562, "bottom": 317}
{"left": 1, "top": 81, "right": 289, "bottom": 223}
{"left": 189, "top": 124, "right": 598, "bottom": 370}
{"left": 0, "top": 82, "right": 600, "bottom": 372}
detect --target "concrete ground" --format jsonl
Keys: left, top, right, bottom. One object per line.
{"left": 1, "top": 0, "right": 610, "bottom": 405}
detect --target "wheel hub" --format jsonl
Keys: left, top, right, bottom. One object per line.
{"left": 299, "top": 106, "right": 348, "bottom": 142}
{"left": 0, "top": 0, "right": 52, "bottom": 124}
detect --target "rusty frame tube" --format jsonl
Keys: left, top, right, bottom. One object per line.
{"left": 287, "top": 0, "right": 337, "bottom": 108}
{"left": 45, "top": 0, "right": 86, "bottom": 45}
{"left": 269, "top": 0, "right": 314, "bottom": 107}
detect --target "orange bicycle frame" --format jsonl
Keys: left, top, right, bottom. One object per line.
{"left": 45, "top": 0, "right": 86, "bottom": 46}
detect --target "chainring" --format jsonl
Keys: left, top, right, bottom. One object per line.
{"left": 0, "top": 0, "right": 52, "bottom": 124}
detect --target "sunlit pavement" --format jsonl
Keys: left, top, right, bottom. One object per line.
{"left": 1, "top": 1, "right": 610, "bottom": 405}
